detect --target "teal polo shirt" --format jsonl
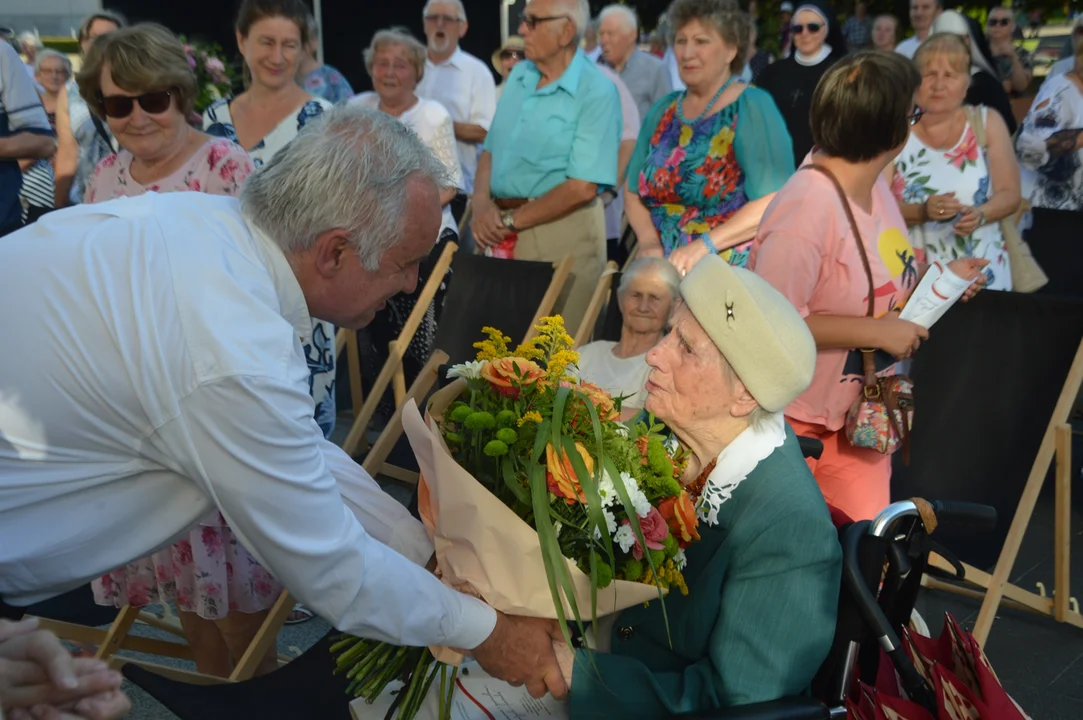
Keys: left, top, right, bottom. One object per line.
{"left": 484, "top": 49, "right": 621, "bottom": 199}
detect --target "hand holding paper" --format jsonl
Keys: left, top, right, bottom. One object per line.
{"left": 898, "top": 259, "right": 986, "bottom": 330}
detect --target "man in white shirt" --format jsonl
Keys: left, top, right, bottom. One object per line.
{"left": 895, "top": 0, "right": 942, "bottom": 59}
{"left": 416, "top": 0, "right": 496, "bottom": 197}
{"left": 0, "top": 105, "right": 566, "bottom": 701}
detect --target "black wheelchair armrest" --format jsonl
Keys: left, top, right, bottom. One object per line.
{"left": 679, "top": 696, "right": 831, "bottom": 720}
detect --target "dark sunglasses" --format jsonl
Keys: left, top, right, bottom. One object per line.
{"left": 987, "top": 18, "right": 1011, "bottom": 27}
{"left": 520, "top": 13, "right": 570, "bottom": 30}
{"left": 98, "top": 90, "right": 172, "bottom": 118}
{"left": 500, "top": 49, "right": 524, "bottom": 60}
{"left": 791, "top": 22, "right": 824, "bottom": 34}
{"left": 908, "top": 105, "right": 924, "bottom": 126}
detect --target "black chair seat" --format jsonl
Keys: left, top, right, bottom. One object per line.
{"left": 121, "top": 631, "right": 352, "bottom": 720}
{"left": 679, "top": 697, "right": 830, "bottom": 720}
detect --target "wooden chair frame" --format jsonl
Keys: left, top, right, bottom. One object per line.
{"left": 573, "top": 261, "right": 618, "bottom": 349}
{"left": 340, "top": 241, "right": 458, "bottom": 458}
{"left": 364, "top": 254, "right": 575, "bottom": 487}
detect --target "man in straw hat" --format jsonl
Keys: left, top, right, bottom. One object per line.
{"left": 553, "top": 254, "right": 842, "bottom": 715}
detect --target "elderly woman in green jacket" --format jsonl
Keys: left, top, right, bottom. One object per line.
{"left": 555, "top": 255, "right": 842, "bottom": 716}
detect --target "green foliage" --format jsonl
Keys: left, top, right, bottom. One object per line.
{"left": 483, "top": 440, "right": 509, "bottom": 457}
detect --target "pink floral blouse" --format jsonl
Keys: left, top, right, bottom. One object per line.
{"left": 85, "top": 138, "right": 253, "bottom": 203}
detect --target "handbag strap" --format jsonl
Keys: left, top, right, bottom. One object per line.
{"left": 801, "top": 164, "right": 879, "bottom": 388}
{"left": 964, "top": 105, "right": 986, "bottom": 150}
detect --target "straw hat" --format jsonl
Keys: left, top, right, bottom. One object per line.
{"left": 680, "top": 255, "right": 816, "bottom": 413}
{"left": 491, "top": 36, "right": 525, "bottom": 74}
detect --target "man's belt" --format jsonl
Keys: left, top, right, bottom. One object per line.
{"left": 493, "top": 197, "right": 529, "bottom": 210}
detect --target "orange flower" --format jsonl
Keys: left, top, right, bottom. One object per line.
{"left": 658, "top": 491, "right": 700, "bottom": 547}
{"left": 577, "top": 382, "right": 618, "bottom": 421}
{"left": 545, "top": 442, "right": 594, "bottom": 504}
{"left": 480, "top": 357, "right": 545, "bottom": 398}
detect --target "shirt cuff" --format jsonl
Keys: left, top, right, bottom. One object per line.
{"left": 442, "top": 592, "right": 498, "bottom": 651}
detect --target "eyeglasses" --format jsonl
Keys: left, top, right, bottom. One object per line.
{"left": 908, "top": 105, "right": 924, "bottom": 126}
{"left": 520, "top": 13, "right": 570, "bottom": 30}
{"left": 423, "top": 13, "right": 462, "bottom": 25}
{"left": 791, "top": 22, "right": 824, "bottom": 35}
{"left": 987, "top": 18, "right": 1011, "bottom": 27}
{"left": 98, "top": 90, "right": 173, "bottom": 118}
{"left": 500, "top": 50, "right": 525, "bottom": 60}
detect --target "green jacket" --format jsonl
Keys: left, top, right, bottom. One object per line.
{"left": 570, "top": 428, "right": 841, "bottom": 718}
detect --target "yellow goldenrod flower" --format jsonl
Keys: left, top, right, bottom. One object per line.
{"left": 473, "top": 327, "right": 513, "bottom": 361}
{"left": 517, "top": 411, "right": 543, "bottom": 426}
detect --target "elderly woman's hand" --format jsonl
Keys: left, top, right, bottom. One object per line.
{"left": 878, "top": 313, "right": 930, "bottom": 360}
{"left": 947, "top": 257, "right": 989, "bottom": 302}
{"left": 953, "top": 206, "right": 984, "bottom": 236}
{"left": 924, "top": 192, "right": 961, "bottom": 222}
{"left": 668, "top": 238, "right": 710, "bottom": 277}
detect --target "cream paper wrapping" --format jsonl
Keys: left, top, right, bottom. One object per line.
{"left": 401, "top": 380, "right": 661, "bottom": 664}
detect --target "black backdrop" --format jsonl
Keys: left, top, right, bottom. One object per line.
{"left": 103, "top": 0, "right": 507, "bottom": 92}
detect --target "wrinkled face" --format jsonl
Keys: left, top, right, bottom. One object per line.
{"left": 36, "top": 56, "right": 68, "bottom": 94}
{"left": 618, "top": 271, "right": 674, "bottom": 338}
{"left": 237, "top": 16, "right": 303, "bottom": 91}
{"left": 81, "top": 18, "right": 118, "bottom": 55}
{"left": 791, "top": 9, "right": 827, "bottom": 56}
{"left": 986, "top": 9, "right": 1014, "bottom": 42}
{"left": 318, "top": 176, "right": 442, "bottom": 330}
{"left": 372, "top": 43, "right": 419, "bottom": 100}
{"left": 673, "top": 19, "right": 737, "bottom": 88}
{"left": 423, "top": 1, "right": 465, "bottom": 55}
{"left": 872, "top": 17, "right": 897, "bottom": 50}
{"left": 599, "top": 13, "right": 637, "bottom": 67}
{"left": 643, "top": 304, "right": 731, "bottom": 430}
{"left": 910, "top": 0, "right": 939, "bottom": 34}
{"left": 521, "top": 0, "right": 574, "bottom": 62}
{"left": 918, "top": 52, "right": 969, "bottom": 114}
{"left": 99, "top": 61, "right": 184, "bottom": 162}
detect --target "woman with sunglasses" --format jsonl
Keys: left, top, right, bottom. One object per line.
{"left": 986, "top": 7, "right": 1032, "bottom": 96}
{"left": 889, "top": 34, "right": 1020, "bottom": 291}
{"left": 756, "top": 0, "right": 847, "bottom": 167}
{"left": 749, "top": 51, "right": 988, "bottom": 522}
{"left": 74, "top": 24, "right": 292, "bottom": 679}
{"left": 491, "top": 35, "right": 525, "bottom": 100}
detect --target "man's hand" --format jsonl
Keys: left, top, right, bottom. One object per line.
{"left": 470, "top": 612, "right": 568, "bottom": 700}
{"left": 470, "top": 199, "right": 510, "bottom": 250}
{"left": 0, "top": 618, "right": 128, "bottom": 718}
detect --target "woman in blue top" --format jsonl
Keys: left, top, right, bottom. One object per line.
{"left": 624, "top": 0, "right": 795, "bottom": 276}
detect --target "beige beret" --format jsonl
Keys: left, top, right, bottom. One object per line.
{"left": 680, "top": 255, "right": 817, "bottom": 413}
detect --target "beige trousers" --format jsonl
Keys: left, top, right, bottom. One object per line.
{"left": 513, "top": 199, "right": 606, "bottom": 333}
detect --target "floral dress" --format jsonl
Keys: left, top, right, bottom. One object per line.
{"left": 627, "top": 87, "right": 794, "bottom": 266}
{"left": 892, "top": 107, "right": 1011, "bottom": 291}
{"left": 87, "top": 139, "right": 286, "bottom": 619}
{"left": 1016, "top": 73, "right": 1083, "bottom": 212}
{"left": 203, "top": 97, "right": 339, "bottom": 436}
{"left": 303, "top": 65, "right": 355, "bottom": 104}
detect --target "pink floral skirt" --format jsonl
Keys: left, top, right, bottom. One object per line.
{"left": 92, "top": 513, "right": 283, "bottom": 620}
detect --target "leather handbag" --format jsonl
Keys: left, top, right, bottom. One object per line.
{"left": 803, "top": 164, "right": 914, "bottom": 462}
{"left": 963, "top": 105, "right": 1049, "bottom": 293}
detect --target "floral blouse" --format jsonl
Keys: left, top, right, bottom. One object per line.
{"left": 627, "top": 87, "right": 794, "bottom": 266}
{"left": 85, "top": 139, "right": 252, "bottom": 203}
{"left": 1016, "top": 74, "right": 1083, "bottom": 212}
{"left": 303, "top": 64, "right": 355, "bottom": 105}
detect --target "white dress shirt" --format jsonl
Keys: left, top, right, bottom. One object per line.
{"left": 416, "top": 47, "right": 496, "bottom": 195}
{"left": 0, "top": 193, "right": 496, "bottom": 650}
{"left": 894, "top": 35, "right": 922, "bottom": 59}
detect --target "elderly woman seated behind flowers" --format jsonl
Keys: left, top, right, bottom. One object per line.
{"left": 554, "top": 256, "right": 842, "bottom": 717}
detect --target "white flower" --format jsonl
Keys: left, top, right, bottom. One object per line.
{"left": 615, "top": 424, "right": 629, "bottom": 438}
{"left": 617, "top": 472, "right": 652, "bottom": 518}
{"left": 596, "top": 473, "right": 617, "bottom": 508}
{"left": 592, "top": 509, "right": 618, "bottom": 540}
{"left": 613, "top": 524, "right": 636, "bottom": 553}
{"left": 446, "top": 360, "right": 484, "bottom": 380}
{"left": 674, "top": 548, "right": 687, "bottom": 571}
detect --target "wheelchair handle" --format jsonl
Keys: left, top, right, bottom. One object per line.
{"left": 929, "top": 500, "right": 998, "bottom": 534}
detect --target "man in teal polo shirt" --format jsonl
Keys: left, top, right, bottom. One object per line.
{"left": 470, "top": 0, "right": 621, "bottom": 331}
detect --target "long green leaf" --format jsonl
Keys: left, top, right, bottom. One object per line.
{"left": 529, "top": 463, "right": 580, "bottom": 649}
{"left": 579, "top": 397, "right": 617, "bottom": 574}
{"left": 500, "top": 456, "right": 529, "bottom": 505}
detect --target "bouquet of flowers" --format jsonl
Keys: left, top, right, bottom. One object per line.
{"left": 334, "top": 317, "right": 701, "bottom": 719}
{"left": 179, "top": 37, "right": 236, "bottom": 113}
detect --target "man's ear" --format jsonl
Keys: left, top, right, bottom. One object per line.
{"left": 311, "top": 229, "right": 354, "bottom": 279}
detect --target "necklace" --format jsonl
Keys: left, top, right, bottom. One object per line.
{"left": 677, "top": 74, "right": 736, "bottom": 125}
{"left": 684, "top": 457, "right": 718, "bottom": 506}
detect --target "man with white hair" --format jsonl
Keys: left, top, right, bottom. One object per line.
{"left": 470, "top": 0, "right": 621, "bottom": 331}
{"left": 598, "top": 4, "right": 671, "bottom": 119}
{"left": 416, "top": 0, "right": 496, "bottom": 199}
{"left": 16, "top": 31, "right": 41, "bottom": 86}
{"left": 0, "top": 105, "right": 568, "bottom": 702}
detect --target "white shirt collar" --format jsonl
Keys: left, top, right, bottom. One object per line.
{"left": 695, "top": 412, "right": 787, "bottom": 526}
{"left": 242, "top": 214, "right": 314, "bottom": 344}
{"left": 427, "top": 46, "right": 463, "bottom": 70}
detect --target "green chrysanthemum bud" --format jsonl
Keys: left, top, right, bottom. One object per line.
{"left": 648, "top": 549, "right": 666, "bottom": 568}
{"left": 622, "top": 557, "right": 644, "bottom": 582}
{"left": 483, "top": 440, "right": 509, "bottom": 457}
{"left": 495, "top": 410, "right": 518, "bottom": 427}
{"left": 465, "top": 411, "right": 496, "bottom": 430}
{"left": 662, "top": 477, "right": 682, "bottom": 497}
{"left": 593, "top": 556, "right": 614, "bottom": 589}
{"left": 449, "top": 405, "right": 473, "bottom": 423}
{"left": 647, "top": 437, "right": 671, "bottom": 476}
{"left": 662, "top": 534, "right": 679, "bottom": 558}
{"left": 445, "top": 432, "right": 463, "bottom": 445}
{"left": 495, "top": 428, "right": 518, "bottom": 445}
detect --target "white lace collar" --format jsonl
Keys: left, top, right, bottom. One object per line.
{"left": 695, "top": 413, "right": 787, "bottom": 526}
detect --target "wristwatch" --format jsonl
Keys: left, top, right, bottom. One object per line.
{"left": 500, "top": 209, "right": 517, "bottom": 232}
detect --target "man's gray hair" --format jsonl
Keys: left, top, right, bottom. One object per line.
{"left": 18, "top": 31, "right": 42, "bottom": 50}
{"left": 33, "top": 48, "right": 71, "bottom": 76}
{"left": 240, "top": 105, "right": 451, "bottom": 271}
{"left": 599, "top": 4, "right": 639, "bottom": 32}
{"left": 618, "top": 257, "right": 681, "bottom": 305}
{"left": 555, "top": 0, "right": 592, "bottom": 42}
{"left": 422, "top": 0, "right": 467, "bottom": 22}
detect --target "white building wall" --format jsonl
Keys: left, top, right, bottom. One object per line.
{"left": 4, "top": 0, "right": 102, "bottom": 39}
